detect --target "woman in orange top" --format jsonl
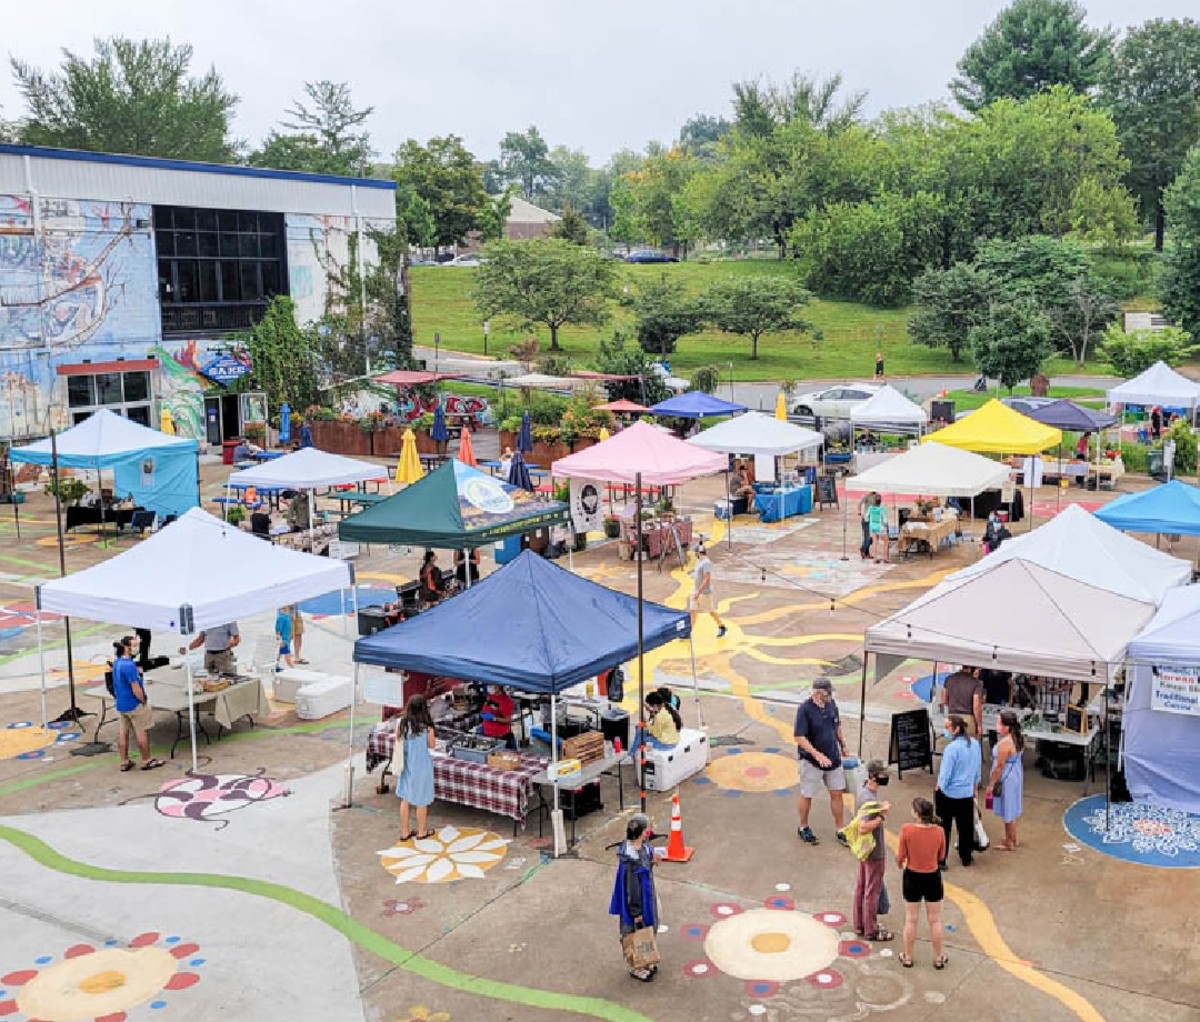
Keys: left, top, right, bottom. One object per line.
{"left": 896, "top": 797, "right": 948, "bottom": 970}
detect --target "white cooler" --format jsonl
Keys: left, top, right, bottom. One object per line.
{"left": 294, "top": 675, "right": 353, "bottom": 720}
{"left": 272, "top": 668, "right": 328, "bottom": 704}
{"left": 644, "top": 728, "right": 709, "bottom": 791}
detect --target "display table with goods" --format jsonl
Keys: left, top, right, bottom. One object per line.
{"left": 83, "top": 675, "right": 269, "bottom": 758}
{"left": 898, "top": 510, "right": 960, "bottom": 558}
{"left": 752, "top": 483, "right": 813, "bottom": 523}
{"left": 65, "top": 504, "right": 144, "bottom": 532}
{"left": 532, "top": 750, "right": 633, "bottom": 848}
{"left": 617, "top": 514, "right": 694, "bottom": 560}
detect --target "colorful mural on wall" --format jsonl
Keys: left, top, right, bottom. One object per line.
{"left": 0, "top": 195, "right": 159, "bottom": 439}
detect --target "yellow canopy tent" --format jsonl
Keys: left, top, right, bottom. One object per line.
{"left": 922, "top": 399, "right": 1061, "bottom": 454}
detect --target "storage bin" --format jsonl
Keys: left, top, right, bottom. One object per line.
{"left": 295, "top": 675, "right": 354, "bottom": 719}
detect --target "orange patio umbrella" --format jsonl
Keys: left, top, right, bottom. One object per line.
{"left": 458, "top": 424, "right": 478, "bottom": 467}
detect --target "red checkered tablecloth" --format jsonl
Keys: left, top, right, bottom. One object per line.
{"left": 365, "top": 724, "right": 545, "bottom": 824}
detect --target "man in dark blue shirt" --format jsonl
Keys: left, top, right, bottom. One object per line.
{"left": 793, "top": 677, "right": 849, "bottom": 846}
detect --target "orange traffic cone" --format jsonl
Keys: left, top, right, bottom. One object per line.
{"left": 662, "top": 792, "right": 694, "bottom": 862}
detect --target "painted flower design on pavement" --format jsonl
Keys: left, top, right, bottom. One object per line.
{"left": 0, "top": 932, "right": 203, "bottom": 1021}
{"left": 1081, "top": 801, "right": 1200, "bottom": 858}
{"left": 0, "top": 721, "right": 79, "bottom": 761}
{"left": 382, "top": 896, "right": 427, "bottom": 917}
{"left": 378, "top": 826, "right": 508, "bottom": 884}
{"left": 396, "top": 1008, "right": 449, "bottom": 1022}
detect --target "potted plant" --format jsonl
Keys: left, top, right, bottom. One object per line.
{"left": 243, "top": 421, "right": 267, "bottom": 445}
{"left": 603, "top": 514, "right": 621, "bottom": 539}
{"left": 44, "top": 476, "right": 90, "bottom": 506}
{"left": 226, "top": 505, "right": 247, "bottom": 526}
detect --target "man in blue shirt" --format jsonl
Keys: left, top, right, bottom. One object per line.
{"left": 112, "top": 637, "right": 162, "bottom": 772}
{"left": 935, "top": 714, "right": 982, "bottom": 868}
{"left": 794, "top": 677, "right": 850, "bottom": 846}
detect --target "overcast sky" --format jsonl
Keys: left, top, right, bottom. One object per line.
{"left": 3, "top": 0, "right": 1197, "bottom": 165}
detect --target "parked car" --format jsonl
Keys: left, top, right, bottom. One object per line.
{"left": 441, "top": 253, "right": 486, "bottom": 267}
{"left": 791, "top": 383, "right": 883, "bottom": 419}
{"left": 625, "top": 250, "right": 678, "bottom": 264}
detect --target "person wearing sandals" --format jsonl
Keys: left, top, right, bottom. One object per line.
{"left": 112, "top": 637, "right": 164, "bottom": 773}
{"left": 855, "top": 761, "right": 893, "bottom": 942}
{"left": 290, "top": 604, "right": 308, "bottom": 664}
{"left": 394, "top": 694, "right": 437, "bottom": 841}
{"left": 896, "top": 797, "right": 948, "bottom": 969}
{"left": 986, "top": 710, "right": 1025, "bottom": 851}
{"left": 609, "top": 812, "right": 662, "bottom": 982}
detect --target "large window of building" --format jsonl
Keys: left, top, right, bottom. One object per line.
{"left": 155, "top": 206, "right": 287, "bottom": 336}
{"left": 63, "top": 366, "right": 154, "bottom": 426}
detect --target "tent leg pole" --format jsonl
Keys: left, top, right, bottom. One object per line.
{"left": 636, "top": 470, "right": 647, "bottom": 812}
{"left": 35, "top": 594, "right": 47, "bottom": 728}
{"left": 345, "top": 662, "right": 359, "bottom": 809}
{"left": 551, "top": 693, "right": 559, "bottom": 815}
{"left": 840, "top": 491, "right": 849, "bottom": 561}
{"left": 186, "top": 659, "right": 198, "bottom": 773}
{"left": 725, "top": 467, "right": 731, "bottom": 549}
{"left": 49, "top": 432, "right": 79, "bottom": 722}
{"left": 857, "top": 652, "right": 868, "bottom": 756}
{"left": 687, "top": 634, "right": 704, "bottom": 731}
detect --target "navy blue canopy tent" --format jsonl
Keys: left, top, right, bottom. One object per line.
{"left": 650, "top": 392, "right": 747, "bottom": 418}
{"left": 1002, "top": 397, "right": 1116, "bottom": 431}
{"left": 355, "top": 549, "right": 691, "bottom": 691}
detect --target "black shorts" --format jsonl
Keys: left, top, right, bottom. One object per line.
{"left": 902, "top": 869, "right": 944, "bottom": 904}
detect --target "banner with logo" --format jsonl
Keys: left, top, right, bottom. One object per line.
{"left": 1151, "top": 666, "right": 1200, "bottom": 717}
{"left": 569, "top": 478, "right": 604, "bottom": 535}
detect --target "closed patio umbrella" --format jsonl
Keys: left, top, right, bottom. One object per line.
{"left": 458, "top": 424, "right": 478, "bottom": 467}
{"left": 517, "top": 411, "right": 534, "bottom": 453}
{"left": 599, "top": 427, "right": 611, "bottom": 442}
{"left": 507, "top": 450, "right": 534, "bottom": 491}
{"left": 431, "top": 405, "right": 449, "bottom": 447}
{"left": 160, "top": 407, "right": 175, "bottom": 436}
{"left": 396, "top": 428, "right": 424, "bottom": 485}
{"left": 279, "top": 402, "right": 292, "bottom": 444}
{"left": 775, "top": 392, "right": 787, "bottom": 421}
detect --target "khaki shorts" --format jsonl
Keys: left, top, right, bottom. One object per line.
{"left": 119, "top": 702, "right": 153, "bottom": 738}
{"left": 291, "top": 613, "right": 304, "bottom": 637}
{"left": 689, "top": 592, "right": 715, "bottom": 612}
{"left": 205, "top": 647, "right": 236, "bottom": 677}
{"left": 799, "top": 758, "right": 846, "bottom": 797}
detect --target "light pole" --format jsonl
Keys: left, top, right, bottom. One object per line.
{"left": 727, "top": 362, "right": 735, "bottom": 402}
{"left": 483, "top": 320, "right": 490, "bottom": 357}
{"left": 434, "top": 331, "right": 441, "bottom": 374}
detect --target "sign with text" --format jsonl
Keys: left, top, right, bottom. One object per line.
{"left": 888, "top": 708, "right": 933, "bottom": 778}
{"left": 200, "top": 354, "right": 250, "bottom": 385}
{"left": 1151, "top": 666, "right": 1200, "bottom": 717}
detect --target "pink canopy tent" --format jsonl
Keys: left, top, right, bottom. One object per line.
{"left": 550, "top": 420, "right": 725, "bottom": 486}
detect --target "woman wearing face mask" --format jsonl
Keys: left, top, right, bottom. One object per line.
{"left": 934, "top": 714, "right": 981, "bottom": 869}
{"left": 852, "top": 760, "right": 893, "bottom": 942}
{"left": 609, "top": 812, "right": 662, "bottom": 982}
{"left": 896, "top": 797, "right": 947, "bottom": 969}
{"left": 987, "top": 709, "right": 1025, "bottom": 850}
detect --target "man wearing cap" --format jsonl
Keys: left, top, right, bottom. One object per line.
{"left": 794, "top": 677, "right": 850, "bottom": 846}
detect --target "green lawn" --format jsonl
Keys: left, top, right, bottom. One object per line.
{"left": 411, "top": 261, "right": 979, "bottom": 381}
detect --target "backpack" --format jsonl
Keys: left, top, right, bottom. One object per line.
{"left": 839, "top": 800, "right": 884, "bottom": 862}
{"left": 607, "top": 666, "right": 625, "bottom": 704}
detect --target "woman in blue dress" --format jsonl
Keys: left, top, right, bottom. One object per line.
{"left": 395, "top": 694, "right": 437, "bottom": 841}
{"left": 986, "top": 709, "right": 1025, "bottom": 850}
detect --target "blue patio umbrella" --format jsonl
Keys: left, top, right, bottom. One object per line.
{"left": 431, "top": 404, "right": 449, "bottom": 444}
{"left": 279, "top": 402, "right": 291, "bottom": 444}
{"left": 517, "top": 411, "right": 534, "bottom": 453}
{"left": 507, "top": 450, "right": 534, "bottom": 492}
{"left": 299, "top": 423, "right": 314, "bottom": 448}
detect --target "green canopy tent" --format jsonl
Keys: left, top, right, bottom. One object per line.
{"left": 338, "top": 459, "right": 569, "bottom": 548}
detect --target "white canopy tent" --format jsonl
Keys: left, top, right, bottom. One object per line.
{"left": 864, "top": 557, "right": 1156, "bottom": 684}
{"left": 506, "top": 373, "right": 591, "bottom": 390}
{"left": 947, "top": 504, "right": 1191, "bottom": 605}
{"left": 36, "top": 508, "right": 354, "bottom": 768}
{"left": 688, "top": 411, "right": 824, "bottom": 457}
{"left": 1106, "top": 361, "right": 1200, "bottom": 413}
{"left": 844, "top": 442, "right": 1010, "bottom": 498}
{"left": 849, "top": 385, "right": 929, "bottom": 428}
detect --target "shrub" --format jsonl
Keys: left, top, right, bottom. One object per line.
{"left": 1164, "top": 419, "right": 1198, "bottom": 474}
{"left": 44, "top": 476, "right": 90, "bottom": 505}
{"left": 1100, "top": 324, "right": 1194, "bottom": 377}
{"left": 226, "top": 505, "right": 247, "bottom": 526}
{"left": 1119, "top": 441, "right": 1147, "bottom": 473}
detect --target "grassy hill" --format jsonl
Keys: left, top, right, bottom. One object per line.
{"left": 410, "top": 259, "right": 1117, "bottom": 382}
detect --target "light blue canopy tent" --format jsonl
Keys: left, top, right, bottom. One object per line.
{"left": 1094, "top": 480, "right": 1200, "bottom": 538}
{"left": 10, "top": 408, "right": 199, "bottom": 517}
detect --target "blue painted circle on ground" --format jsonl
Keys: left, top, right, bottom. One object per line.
{"left": 34, "top": 955, "right": 52, "bottom": 964}
{"left": 165, "top": 936, "right": 180, "bottom": 943}
{"left": 297, "top": 587, "right": 395, "bottom": 617}
{"left": 189, "top": 957, "right": 206, "bottom": 966}
{"left": 151, "top": 1000, "right": 168, "bottom": 1009}
{"left": 724, "top": 747, "right": 743, "bottom": 756}
{"left": 1064, "top": 795, "right": 1200, "bottom": 869}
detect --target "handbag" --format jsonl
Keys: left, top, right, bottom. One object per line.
{"left": 973, "top": 800, "right": 990, "bottom": 851}
{"left": 621, "top": 926, "right": 661, "bottom": 970}
{"left": 992, "top": 757, "right": 1015, "bottom": 798}
{"left": 392, "top": 724, "right": 406, "bottom": 778}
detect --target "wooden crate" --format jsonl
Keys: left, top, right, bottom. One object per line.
{"left": 487, "top": 750, "right": 522, "bottom": 771}
{"left": 562, "top": 730, "right": 605, "bottom": 765}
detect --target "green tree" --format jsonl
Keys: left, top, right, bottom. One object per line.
{"left": 495, "top": 126, "right": 558, "bottom": 201}
{"left": 610, "top": 146, "right": 699, "bottom": 256}
{"left": 970, "top": 300, "right": 1054, "bottom": 391}
{"left": 678, "top": 113, "right": 731, "bottom": 159}
{"left": 550, "top": 202, "right": 590, "bottom": 245}
{"left": 1103, "top": 19, "right": 1200, "bottom": 250}
{"left": 1162, "top": 145, "right": 1200, "bottom": 335}
{"left": 1099, "top": 323, "right": 1194, "bottom": 375}
{"left": 392, "top": 135, "right": 488, "bottom": 250}
{"left": 478, "top": 187, "right": 515, "bottom": 243}
{"left": 908, "top": 263, "right": 1000, "bottom": 362}
{"left": 626, "top": 275, "right": 705, "bottom": 355}
{"left": 394, "top": 183, "right": 436, "bottom": 248}
{"left": 241, "top": 297, "right": 322, "bottom": 413}
{"left": 11, "top": 36, "right": 238, "bottom": 161}
{"left": 472, "top": 239, "right": 619, "bottom": 351}
{"left": 249, "top": 80, "right": 373, "bottom": 176}
{"left": 592, "top": 332, "right": 671, "bottom": 405}
{"left": 951, "top": 0, "right": 1113, "bottom": 112}
{"left": 733, "top": 71, "right": 866, "bottom": 136}
{"left": 704, "top": 275, "right": 817, "bottom": 360}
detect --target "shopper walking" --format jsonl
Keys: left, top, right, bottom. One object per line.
{"left": 394, "top": 694, "right": 437, "bottom": 841}
{"left": 897, "top": 797, "right": 948, "bottom": 969}
{"left": 857, "top": 492, "right": 877, "bottom": 560}
{"left": 794, "top": 677, "right": 849, "bottom": 846}
{"left": 935, "top": 714, "right": 982, "bottom": 869}
{"left": 868, "top": 495, "right": 889, "bottom": 563}
{"left": 855, "top": 760, "right": 893, "bottom": 940}
{"left": 290, "top": 603, "right": 308, "bottom": 664}
{"left": 688, "top": 543, "right": 726, "bottom": 637}
{"left": 609, "top": 812, "right": 662, "bottom": 982}
{"left": 987, "top": 709, "right": 1025, "bottom": 851}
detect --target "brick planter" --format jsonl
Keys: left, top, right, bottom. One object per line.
{"left": 309, "top": 420, "right": 371, "bottom": 456}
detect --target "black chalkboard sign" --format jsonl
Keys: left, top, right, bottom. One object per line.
{"left": 888, "top": 708, "right": 934, "bottom": 778}
{"left": 816, "top": 475, "right": 838, "bottom": 509}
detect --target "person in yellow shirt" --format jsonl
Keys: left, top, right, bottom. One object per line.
{"left": 631, "top": 690, "right": 681, "bottom": 756}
